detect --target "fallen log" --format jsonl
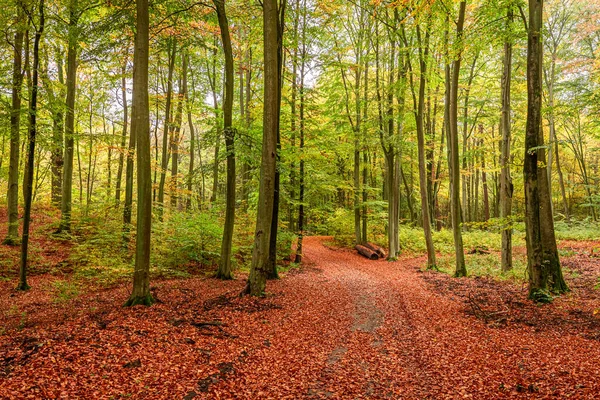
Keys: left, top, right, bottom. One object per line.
{"left": 355, "top": 245, "right": 379, "bottom": 260}
{"left": 363, "top": 243, "right": 387, "bottom": 259}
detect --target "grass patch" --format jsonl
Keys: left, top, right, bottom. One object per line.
{"left": 52, "top": 280, "right": 80, "bottom": 303}
{"left": 433, "top": 253, "right": 528, "bottom": 283}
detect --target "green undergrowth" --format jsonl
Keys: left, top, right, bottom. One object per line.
{"left": 54, "top": 205, "right": 296, "bottom": 286}
{"left": 435, "top": 253, "right": 528, "bottom": 283}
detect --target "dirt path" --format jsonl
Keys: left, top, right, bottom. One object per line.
{"left": 1, "top": 236, "right": 599, "bottom": 399}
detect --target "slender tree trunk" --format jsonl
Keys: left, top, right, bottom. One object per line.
{"left": 555, "top": 139, "right": 569, "bottom": 221}
{"left": 50, "top": 49, "right": 64, "bottom": 207}
{"left": 158, "top": 39, "right": 176, "bottom": 219}
{"left": 115, "top": 61, "right": 128, "bottom": 207}
{"left": 241, "top": 47, "right": 252, "bottom": 211}
{"left": 4, "top": 5, "right": 25, "bottom": 245}
{"left": 500, "top": 13, "right": 513, "bottom": 272}
{"left": 245, "top": 0, "right": 279, "bottom": 296}
{"left": 214, "top": 0, "right": 236, "bottom": 280}
{"left": 295, "top": 2, "right": 306, "bottom": 263}
{"left": 184, "top": 55, "right": 195, "bottom": 211}
{"left": 408, "top": 21, "right": 436, "bottom": 269}
{"left": 170, "top": 73, "right": 184, "bottom": 209}
{"left": 57, "top": 0, "right": 78, "bottom": 233}
{"left": 123, "top": 75, "right": 137, "bottom": 237}
{"left": 448, "top": 1, "right": 467, "bottom": 277}
{"left": 125, "top": 0, "right": 153, "bottom": 307}
{"left": 209, "top": 44, "right": 221, "bottom": 204}
{"left": 18, "top": 0, "right": 44, "bottom": 291}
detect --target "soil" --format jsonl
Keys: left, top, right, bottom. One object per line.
{"left": 1, "top": 235, "right": 600, "bottom": 399}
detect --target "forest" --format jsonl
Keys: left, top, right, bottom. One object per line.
{"left": 1, "top": 0, "right": 600, "bottom": 398}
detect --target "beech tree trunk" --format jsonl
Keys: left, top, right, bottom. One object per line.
{"left": 57, "top": 0, "right": 78, "bottom": 233}
{"left": 18, "top": 0, "right": 44, "bottom": 291}
{"left": 266, "top": 0, "right": 286, "bottom": 280}
{"left": 115, "top": 61, "right": 128, "bottom": 207}
{"left": 408, "top": 20, "right": 436, "bottom": 269}
{"left": 214, "top": 0, "right": 236, "bottom": 280}
{"left": 184, "top": 55, "right": 195, "bottom": 211}
{"left": 125, "top": 0, "right": 153, "bottom": 307}
{"left": 448, "top": 1, "right": 467, "bottom": 277}
{"left": 170, "top": 73, "right": 184, "bottom": 209}
{"left": 246, "top": 0, "right": 279, "bottom": 296}
{"left": 157, "top": 39, "right": 176, "bottom": 220}
{"left": 524, "top": 0, "right": 568, "bottom": 300}
{"left": 295, "top": 0, "right": 306, "bottom": 264}
{"left": 4, "top": 4, "right": 25, "bottom": 245}
{"left": 500, "top": 9, "right": 514, "bottom": 272}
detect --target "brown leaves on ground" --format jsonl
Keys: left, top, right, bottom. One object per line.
{"left": 1, "top": 234, "right": 600, "bottom": 399}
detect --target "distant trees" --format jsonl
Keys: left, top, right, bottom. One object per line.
{"left": 1, "top": 0, "right": 596, "bottom": 302}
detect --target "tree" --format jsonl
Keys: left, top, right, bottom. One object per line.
{"left": 157, "top": 38, "right": 176, "bottom": 220}
{"left": 245, "top": 0, "right": 279, "bottom": 296}
{"left": 4, "top": 1, "right": 25, "bottom": 245}
{"left": 523, "top": 0, "right": 568, "bottom": 301}
{"left": 214, "top": 0, "right": 236, "bottom": 280}
{"left": 448, "top": 0, "right": 467, "bottom": 277}
{"left": 500, "top": 5, "right": 514, "bottom": 272}
{"left": 18, "top": 0, "right": 45, "bottom": 290}
{"left": 125, "top": 0, "right": 153, "bottom": 307}
{"left": 266, "top": 0, "right": 286, "bottom": 280}
{"left": 406, "top": 11, "right": 437, "bottom": 270}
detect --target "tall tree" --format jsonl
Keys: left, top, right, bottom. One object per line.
{"left": 18, "top": 0, "right": 44, "bottom": 291}
{"left": 406, "top": 13, "right": 437, "bottom": 270}
{"left": 266, "top": 0, "right": 286, "bottom": 280}
{"left": 115, "top": 59, "right": 128, "bottom": 207}
{"left": 245, "top": 0, "right": 279, "bottom": 296}
{"left": 214, "top": 0, "right": 236, "bottom": 280}
{"left": 157, "top": 39, "right": 176, "bottom": 220}
{"left": 125, "top": 0, "right": 153, "bottom": 306}
{"left": 500, "top": 6, "right": 514, "bottom": 272}
{"left": 4, "top": 1, "right": 25, "bottom": 245}
{"left": 448, "top": 0, "right": 467, "bottom": 277}
{"left": 57, "top": 0, "right": 79, "bottom": 234}
{"left": 295, "top": 0, "right": 307, "bottom": 264}
{"left": 523, "top": 0, "right": 568, "bottom": 300}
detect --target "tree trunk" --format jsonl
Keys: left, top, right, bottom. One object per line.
{"left": 524, "top": 0, "right": 567, "bottom": 300}
{"left": 295, "top": 0, "right": 307, "bottom": 264}
{"left": 448, "top": 1, "right": 467, "bottom": 277}
{"left": 57, "top": 0, "right": 78, "bottom": 233}
{"left": 157, "top": 39, "right": 176, "bottom": 220}
{"left": 409, "top": 20, "right": 436, "bottom": 269}
{"left": 170, "top": 73, "right": 184, "bottom": 209}
{"left": 246, "top": 0, "right": 279, "bottom": 296}
{"left": 214, "top": 0, "right": 236, "bottom": 280}
{"left": 266, "top": 0, "right": 287, "bottom": 280}
{"left": 500, "top": 11, "right": 513, "bottom": 272}
{"left": 115, "top": 61, "right": 128, "bottom": 207}
{"left": 49, "top": 48, "right": 64, "bottom": 207}
{"left": 184, "top": 55, "right": 195, "bottom": 211}
{"left": 18, "top": 0, "right": 44, "bottom": 291}
{"left": 125, "top": 0, "right": 153, "bottom": 307}
{"left": 4, "top": 4, "right": 25, "bottom": 245}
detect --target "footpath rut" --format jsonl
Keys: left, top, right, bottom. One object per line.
{"left": 241, "top": 236, "right": 600, "bottom": 399}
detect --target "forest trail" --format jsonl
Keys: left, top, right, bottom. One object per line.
{"left": 2, "top": 236, "right": 600, "bottom": 399}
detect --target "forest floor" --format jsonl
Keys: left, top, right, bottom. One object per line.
{"left": 1, "top": 221, "right": 600, "bottom": 398}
